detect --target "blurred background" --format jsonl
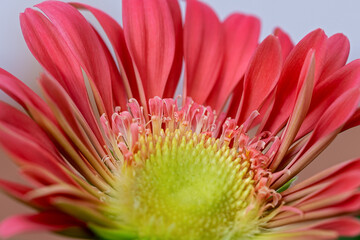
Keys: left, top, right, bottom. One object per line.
{"left": 0, "top": 0, "right": 360, "bottom": 239}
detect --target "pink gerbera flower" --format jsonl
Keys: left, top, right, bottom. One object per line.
{"left": 0, "top": 0, "right": 360, "bottom": 239}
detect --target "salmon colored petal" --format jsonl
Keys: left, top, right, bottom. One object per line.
{"left": 24, "top": 184, "right": 100, "bottom": 205}
{"left": 20, "top": 164, "right": 68, "bottom": 187}
{"left": 0, "top": 73, "right": 109, "bottom": 191}
{"left": 259, "top": 230, "right": 336, "bottom": 240}
{"left": 0, "top": 124, "right": 76, "bottom": 186}
{"left": 92, "top": 28, "right": 128, "bottom": 110}
{"left": 17, "top": 105, "right": 110, "bottom": 192}
{"left": 299, "top": 191, "right": 360, "bottom": 217}
{"left": 70, "top": 2, "right": 138, "bottom": 101}
{"left": 293, "top": 88, "right": 360, "bottom": 165}
{"left": 301, "top": 193, "right": 360, "bottom": 220}
{"left": 20, "top": 8, "right": 105, "bottom": 145}
{"left": 267, "top": 217, "right": 360, "bottom": 239}
{"left": 271, "top": 200, "right": 360, "bottom": 231}
{"left": 297, "top": 59, "right": 360, "bottom": 139}
{"left": 276, "top": 192, "right": 357, "bottom": 222}
{"left": 184, "top": 0, "right": 224, "bottom": 104}
{"left": 274, "top": 27, "right": 294, "bottom": 62}
{"left": 259, "top": 29, "right": 327, "bottom": 134}
{"left": 0, "top": 212, "right": 83, "bottom": 238}
{"left": 206, "top": 13, "right": 260, "bottom": 112}
{"left": 0, "top": 69, "right": 54, "bottom": 122}
{"left": 283, "top": 158, "right": 360, "bottom": 197}
{"left": 39, "top": 75, "right": 115, "bottom": 187}
{"left": 0, "top": 104, "right": 87, "bottom": 191}
{"left": 270, "top": 50, "right": 315, "bottom": 171}
{"left": 0, "top": 104, "right": 82, "bottom": 187}
{"left": 236, "top": 35, "right": 282, "bottom": 125}
{"left": 310, "top": 217, "right": 360, "bottom": 237}
{"left": 343, "top": 107, "right": 360, "bottom": 131}
{"left": 35, "top": 1, "right": 114, "bottom": 117}
{"left": 122, "top": 0, "right": 177, "bottom": 101}
{"left": 0, "top": 101, "right": 57, "bottom": 155}
{"left": 273, "top": 88, "right": 360, "bottom": 188}
{"left": 0, "top": 177, "right": 63, "bottom": 209}
{"left": 289, "top": 172, "right": 360, "bottom": 207}
{"left": 226, "top": 77, "right": 245, "bottom": 119}
{"left": 162, "top": 0, "right": 183, "bottom": 98}
{"left": 318, "top": 33, "right": 350, "bottom": 83}
{"left": 0, "top": 179, "right": 34, "bottom": 204}
{"left": 38, "top": 74, "right": 104, "bottom": 163}
{"left": 21, "top": 164, "right": 103, "bottom": 200}
{"left": 283, "top": 171, "right": 360, "bottom": 204}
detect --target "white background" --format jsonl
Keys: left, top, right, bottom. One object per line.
{"left": 0, "top": 1, "right": 360, "bottom": 239}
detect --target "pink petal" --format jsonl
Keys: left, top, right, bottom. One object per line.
{"left": 283, "top": 176, "right": 360, "bottom": 206}
{"left": 206, "top": 13, "right": 260, "bottom": 111}
{"left": 20, "top": 164, "right": 67, "bottom": 187}
{"left": 236, "top": 35, "right": 282, "bottom": 125}
{"left": 0, "top": 123, "right": 76, "bottom": 186}
{"left": 70, "top": 2, "right": 139, "bottom": 101}
{"left": 318, "top": 33, "right": 350, "bottom": 83}
{"left": 296, "top": 59, "right": 360, "bottom": 139}
{"left": 261, "top": 230, "right": 336, "bottom": 240}
{"left": 20, "top": 8, "right": 105, "bottom": 145}
{"left": 270, "top": 192, "right": 360, "bottom": 226}
{"left": 267, "top": 217, "right": 360, "bottom": 239}
{"left": 274, "top": 27, "right": 294, "bottom": 62}
{"left": 271, "top": 50, "right": 315, "bottom": 171}
{"left": 0, "top": 101, "right": 57, "bottom": 156}
{"left": 162, "top": 0, "right": 183, "bottom": 98}
{"left": 0, "top": 69, "right": 54, "bottom": 122}
{"left": 35, "top": 1, "right": 114, "bottom": 117}
{"left": 24, "top": 184, "right": 100, "bottom": 205}
{"left": 122, "top": 0, "right": 177, "bottom": 101}
{"left": 343, "top": 107, "right": 360, "bottom": 131}
{"left": 184, "top": 0, "right": 224, "bottom": 104}
{"left": 294, "top": 172, "right": 360, "bottom": 206}
{"left": 308, "top": 193, "right": 360, "bottom": 218}
{"left": 283, "top": 158, "right": 360, "bottom": 196}
{"left": 0, "top": 212, "right": 82, "bottom": 238}
{"left": 92, "top": 27, "right": 128, "bottom": 110}
{"left": 38, "top": 72, "right": 104, "bottom": 161}
{"left": 273, "top": 88, "right": 360, "bottom": 188}
{"left": 39, "top": 75, "right": 114, "bottom": 186}
{"left": 311, "top": 217, "right": 360, "bottom": 237}
{"left": 0, "top": 179, "right": 34, "bottom": 204}
{"left": 226, "top": 77, "right": 245, "bottom": 118}
{"left": 293, "top": 88, "right": 360, "bottom": 164}
{"left": 20, "top": 164, "right": 104, "bottom": 201}
{"left": 259, "top": 29, "right": 327, "bottom": 134}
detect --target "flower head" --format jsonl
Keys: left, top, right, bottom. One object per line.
{"left": 0, "top": 0, "right": 360, "bottom": 239}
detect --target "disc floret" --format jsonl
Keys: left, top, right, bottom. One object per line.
{"left": 99, "top": 97, "right": 281, "bottom": 239}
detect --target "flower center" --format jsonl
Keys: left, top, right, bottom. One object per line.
{"left": 109, "top": 128, "right": 262, "bottom": 240}
{"left": 98, "top": 98, "right": 281, "bottom": 240}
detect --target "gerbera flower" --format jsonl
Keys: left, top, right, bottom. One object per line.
{"left": 0, "top": 0, "right": 360, "bottom": 239}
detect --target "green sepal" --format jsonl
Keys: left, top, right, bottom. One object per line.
{"left": 276, "top": 177, "right": 297, "bottom": 193}
{"left": 89, "top": 223, "right": 138, "bottom": 240}
{"left": 55, "top": 226, "right": 93, "bottom": 239}
{"left": 338, "top": 236, "right": 360, "bottom": 240}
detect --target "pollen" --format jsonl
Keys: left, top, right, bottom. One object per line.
{"left": 107, "top": 128, "right": 264, "bottom": 240}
